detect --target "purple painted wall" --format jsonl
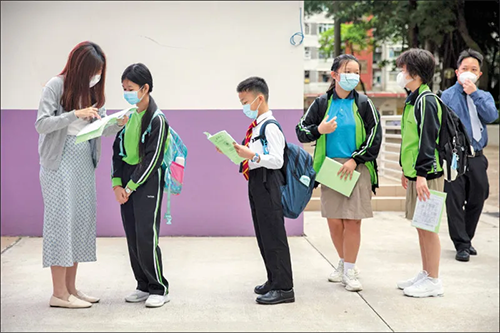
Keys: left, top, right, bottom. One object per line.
{"left": 1, "top": 109, "right": 304, "bottom": 237}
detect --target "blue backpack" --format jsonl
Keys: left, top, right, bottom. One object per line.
{"left": 142, "top": 110, "right": 188, "bottom": 224}
{"left": 258, "top": 120, "right": 316, "bottom": 219}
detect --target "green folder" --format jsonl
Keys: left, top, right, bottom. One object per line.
{"left": 316, "top": 157, "right": 360, "bottom": 197}
{"left": 204, "top": 130, "right": 245, "bottom": 165}
{"left": 75, "top": 120, "right": 108, "bottom": 144}
{"left": 75, "top": 107, "right": 134, "bottom": 144}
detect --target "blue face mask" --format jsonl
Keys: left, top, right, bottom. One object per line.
{"left": 338, "top": 73, "right": 360, "bottom": 91}
{"left": 242, "top": 96, "right": 261, "bottom": 119}
{"left": 124, "top": 86, "right": 145, "bottom": 105}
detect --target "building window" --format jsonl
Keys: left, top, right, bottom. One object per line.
{"left": 304, "top": 23, "right": 310, "bottom": 35}
{"left": 304, "top": 47, "right": 311, "bottom": 59}
{"left": 304, "top": 70, "right": 310, "bottom": 83}
{"left": 389, "top": 47, "right": 402, "bottom": 59}
{"left": 318, "top": 23, "right": 334, "bottom": 35}
{"left": 389, "top": 71, "right": 399, "bottom": 82}
{"left": 373, "top": 72, "right": 382, "bottom": 87}
{"left": 318, "top": 71, "right": 330, "bottom": 83}
{"left": 318, "top": 49, "right": 333, "bottom": 59}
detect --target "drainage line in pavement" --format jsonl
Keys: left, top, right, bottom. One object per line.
{"left": 304, "top": 236, "right": 395, "bottom": 333}
{"left": 1, "top": 237, "right": 22, "bottom": 255}
{"left": 356, "top": 292, "right": 395, "bottom": 332}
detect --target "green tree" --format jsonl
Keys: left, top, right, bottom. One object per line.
{"left": 305, "top": 0, "right": 499, "bottom": 98}
{"left": 318, "top": 24, "right": 373, "bottom": 57}
{"left": 318, "top": 23, "right": 373, "bottom": 93}
{"left": 318, "top": 24, "right": 346, "bottom": 57}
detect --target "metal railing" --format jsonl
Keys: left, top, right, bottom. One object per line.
{"left": 378, "top": 115, "right": 402, "bottom": 182}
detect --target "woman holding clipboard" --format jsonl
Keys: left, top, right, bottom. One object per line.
{"left": 295, "top": 54, "right": 381, "bottom": 292}
{"left": 36, "top": 41, "right": 127, "bottom": 308}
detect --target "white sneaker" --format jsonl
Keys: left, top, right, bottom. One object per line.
{"left": 397, "top": 270, "right": 428, "bottom": 290}
{"left": 342, "top": 269, "right": 363, "bottom": 292}
{"left": 145, "top": 294, "right": 170, "bottom": 308}
{"left": 403, "top": 277, "right": 444, "bottom": 298}
{"left": 328, "top": 260, "right": 360, "bottom": 283}
{"left": 125, "top": 290, "right": 149, "bottom": 303}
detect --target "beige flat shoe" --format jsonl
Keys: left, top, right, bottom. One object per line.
{"left": 49, "top": 295, "right": 92, "bottom": 308}
{"left": 75, "top": 290, "right": 100, "bottom": 303}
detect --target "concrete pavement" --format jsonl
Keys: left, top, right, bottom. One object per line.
{"left": 1, "top": 210, "right": 499, "bottom": 332}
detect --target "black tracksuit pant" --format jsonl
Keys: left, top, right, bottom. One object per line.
{"left": 444, "top": 153, "right": 490, "bottom": 252}
{"left": 248, "top": 167, "right": 293, "bottom": 291}
{"left": 121, "top": 163, "right": 168, "bottom": 295}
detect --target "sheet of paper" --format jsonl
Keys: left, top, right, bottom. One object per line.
{"left": 411, "top": 190, "right": 447, "bottom": 233}
{"left": 315, "top": 157, "right": 360, "bottom": 197}
{"left": 204, "top": 130, "right": 245, "bottom": 165}
{"left": 106, "top": 107, "right": 135, "bottom": 120}
{"left": 77, "top": 117, "right": 109, "bottom": 137}
{"left": 76, "top": 107, "right": 135, "bottom": 143}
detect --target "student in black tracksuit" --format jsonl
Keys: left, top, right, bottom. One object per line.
{"left": 230, "top": 77, "right": 294, "bottom": 305}
{"left": 111, "top": 63, "right": 170, "bottom": 308}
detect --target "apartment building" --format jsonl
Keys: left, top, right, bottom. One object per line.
{"left": 303, "top": 13, "right": 406, "bottom": 116}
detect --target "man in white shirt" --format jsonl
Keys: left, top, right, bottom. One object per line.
{"left": 232, "top": 77, "right": 295, "bottom": 305}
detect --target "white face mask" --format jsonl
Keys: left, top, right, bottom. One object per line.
{"left": 89, "top": 74, "right": 101, "bottom": 88}
{"left": 396, "top": 71, "right": 414, "bottom": 89}
{"left": 458, "top": 71, "right": 478, "bottom": 84}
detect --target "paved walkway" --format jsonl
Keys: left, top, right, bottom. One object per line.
{"left": 484, "top": 145, "right": 499, "bottom": 210}
{"left": 1, "top": 211, "right": 499, "bottom": 332}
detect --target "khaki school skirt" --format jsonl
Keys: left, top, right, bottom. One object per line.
{"left": 405, "top": 176, "right": 444, "bottom": 220}
{"left": 320, "top": 158, "right": 374, "bottom": 220}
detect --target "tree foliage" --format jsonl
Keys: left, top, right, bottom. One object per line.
{"left": 305, "top": 0, "right": 499, "bottom": 99}
{"left": 318, "top": 24, "right": 373, "bottom": 56}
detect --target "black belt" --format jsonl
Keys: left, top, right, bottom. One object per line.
{"left": 470, "top": 150, "right": 483, "bottom": 157}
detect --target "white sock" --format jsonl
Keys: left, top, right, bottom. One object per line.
{"left": 340, "top": 258, "right": 344, "bottom": 264}
{"left": 344, "top": 262, "right": 355, "bottom": 275}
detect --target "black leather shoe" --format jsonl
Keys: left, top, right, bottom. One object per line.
{"left": 254, "top": 282, "right": 271, "bottom": 295}
{"left": 469, "top": 246, "right": 477, "bottom": 256}
{"left": 456, "top": 250, "right": 470, "bottom": 262}
{"left": 256, "top": 289, "right": 295, "bottom": 305}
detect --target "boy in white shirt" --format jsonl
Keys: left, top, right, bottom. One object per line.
{"left": 232, "top": 77, "right": 294, "bottom": 305}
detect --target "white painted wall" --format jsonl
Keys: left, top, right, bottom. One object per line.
{"left": 1, "top": 1, "right": 304, "bottom": 110}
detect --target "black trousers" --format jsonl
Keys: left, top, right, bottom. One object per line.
{"left": 120, "top": 164, "right": 168, "bottom": 295}
{"left": 444, "top": 154, "right": 489, "bottom": 252}
{"left": 248, "top": 167, "right": 293, "bottom": 291}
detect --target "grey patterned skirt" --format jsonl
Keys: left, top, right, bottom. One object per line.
{"left": 40, "top": 136, "right": 97, "bottom": 268}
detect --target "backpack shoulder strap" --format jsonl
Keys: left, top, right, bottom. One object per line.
{"left": 413, "top": 90, "right": 441, "bottom": 125}
{"left": 414, "top": 90, "right": 436, "bottom": 111}
{"left": 355, "top": 93, "right": 369, "bottom": 105}
{"left": 354, "top": 93, "right": 369, "bottom": 113}
{"left": 258, "top": 119, "right": 284, "bottom": 155}
{"left": 141, "top": 109, "right": 165, "bottom": 143}
{"left": 259, "top": 119, "right": 282, "bottom": 140}
{"left": 317, "top": 93, "right": 330, "bottom": 118}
